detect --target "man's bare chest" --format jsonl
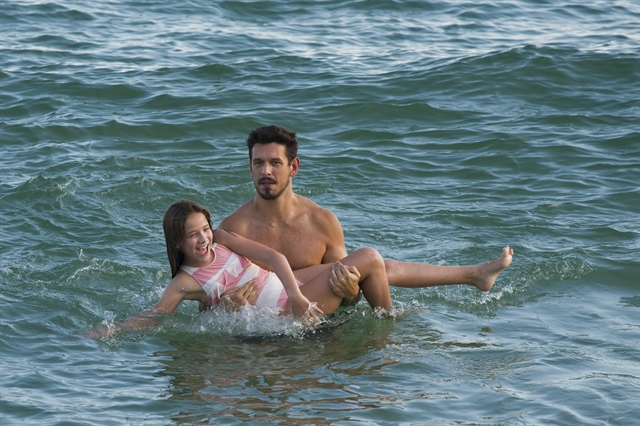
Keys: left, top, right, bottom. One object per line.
{"left": 249, "top": 223, "right": 326, "bottom": 270}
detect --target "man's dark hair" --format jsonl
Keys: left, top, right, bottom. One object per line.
{"left": 246, "top": 125, "right": 298, "bottom": 164}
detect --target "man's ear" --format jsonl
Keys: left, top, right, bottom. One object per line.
{"left": 290, "top": 157, "right": 300, "bottom": 177}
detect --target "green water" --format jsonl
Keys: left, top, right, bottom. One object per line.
{"left": 1, "top": 0, "right": 639, "bottom": 424}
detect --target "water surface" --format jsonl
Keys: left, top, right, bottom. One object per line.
{"left": 1, "top": 0, "right": 639, "bottom": 424}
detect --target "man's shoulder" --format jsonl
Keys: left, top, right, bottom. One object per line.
{"left": 295, "top": 195, "right": 341, "bottom": 230}
{"left": 294, "top": 195, "right": 346, "bottom": 261}
{"left": 218, "top": 200, "right": 254, "bottom": 232}
{"left": 218, "top": 194, "right": 342, "bottom": 236}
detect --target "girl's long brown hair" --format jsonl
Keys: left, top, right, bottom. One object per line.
{"left": 163, "top": 200, "right": 213, "bottom": 278}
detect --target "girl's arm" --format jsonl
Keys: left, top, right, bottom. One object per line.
{"left": 87, "top": 273, "right": 208, "bottom": 338}
{"left": 151, "top": 272, "right": 209, "bottom": 314}
{"left": 213, "top": 228, "right": 322, "bottom": 320}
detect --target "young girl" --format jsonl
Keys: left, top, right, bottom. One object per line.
{"left": 93, "top": 199, "right": 393, "bottom": 335}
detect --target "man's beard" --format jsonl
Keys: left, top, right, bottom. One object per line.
{"left": 256, "top": 178, "right": 289, "bottom": 200}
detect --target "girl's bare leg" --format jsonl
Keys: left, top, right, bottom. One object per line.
{"left": 292, "top": 247, "right": 392, "bottom": 314}
{"left": 385, "top": 246, "right": 514, "bottom": 292}
{"left": 349, "top": 248, "right": 392, "bottom": 308}
{"left": 284, "top": 264, "right": 348, "bottom": 315}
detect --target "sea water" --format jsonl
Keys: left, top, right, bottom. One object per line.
{"left": 1, "top": 1, "right": 638, "bottom": 424}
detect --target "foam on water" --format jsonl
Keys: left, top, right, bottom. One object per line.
{"left": 92, "top": 298, "right": 424, "bottom": 351}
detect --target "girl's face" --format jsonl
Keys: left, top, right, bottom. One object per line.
{"left": 180, "top": 212, "right": 214, "bottom": 266}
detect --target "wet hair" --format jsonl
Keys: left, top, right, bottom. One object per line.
{"left": 163, "top": 199, "right": 212, "bottom": 278}
{"left": 246, "top": 125, "right": 298, "bottom": 164}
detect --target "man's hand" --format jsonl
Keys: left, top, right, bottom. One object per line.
{"left": 329, "top": 262, "right": 362, "bottom": 305}
{"left": 219, "top": 281, "right": 259, "bottom": 312}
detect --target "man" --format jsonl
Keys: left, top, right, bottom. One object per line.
{"left": 218, "top": 125, "right": 513, "bottom": 306}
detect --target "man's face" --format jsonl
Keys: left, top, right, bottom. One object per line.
{"left": 250, "top": 143, "right": 298, "bottom": 200}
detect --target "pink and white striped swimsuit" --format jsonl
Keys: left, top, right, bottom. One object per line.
{"left": 180, "top": 243, "right": 302, "bottom": 308}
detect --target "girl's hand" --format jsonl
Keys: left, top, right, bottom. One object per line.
{"left": 85, "top": 324, "right": 110, "bottom": 339}
{"left": 289, "top": 294, "right": 323, "bottom": 325}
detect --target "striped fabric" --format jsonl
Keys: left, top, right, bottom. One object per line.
{"left": 180, "top": 243, "right": 301, "bottom": 308}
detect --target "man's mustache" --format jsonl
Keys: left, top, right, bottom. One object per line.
{"left": 259, "top": 177, "right": 277, "bottom": 185}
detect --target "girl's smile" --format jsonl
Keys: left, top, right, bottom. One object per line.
{"left": 181, "top": 212, "right": 214, "bottom": 266}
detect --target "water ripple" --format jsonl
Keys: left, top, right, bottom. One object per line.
{"left": 1, "top": 0, "right": 639, "bottom": 424}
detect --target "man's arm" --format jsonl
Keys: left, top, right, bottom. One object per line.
{"left": 316, "top": 208, "right": 361, "bottom": 304}
{"left": 318, "top": 208, "right": 348, "bottom": 263}
{"left": 215, "top": 207, "right": 263, "bottom": 307}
